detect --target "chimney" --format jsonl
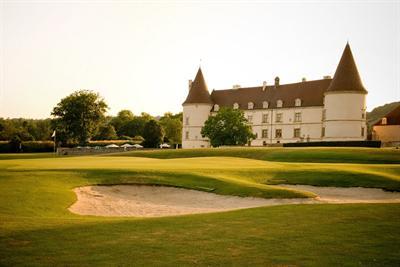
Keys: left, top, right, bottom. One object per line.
{"left": 262, "top": 81, "right": 267, "bottom": 91}
{"left": 302, "top": 77, "right": 306, "bottom": 82}
{"left": 323, "top": 75, "right": 331, "bottom": 79}
{"left": 274, "top": 76, "right": 280, "bottom": 87}
{"left": 188, "top": 79, "right": 193, "bottom": 90}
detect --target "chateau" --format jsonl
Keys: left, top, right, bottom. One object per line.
{"left": 182, "top": 43, "right": 368, "bottom": 148}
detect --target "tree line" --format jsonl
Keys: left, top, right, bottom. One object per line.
{"left": 1, "top": 90, "right": 182, "bottom": 148}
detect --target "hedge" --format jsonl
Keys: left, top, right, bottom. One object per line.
{"left": 0, "top": 141, "right": 54, "bottom": 153}
{"left": 283, "top": 140, "right": 382, "bottom": 148}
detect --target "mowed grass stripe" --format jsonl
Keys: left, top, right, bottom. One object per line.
{"left": 108, "top": 147, "right": 400, "bottom": 164}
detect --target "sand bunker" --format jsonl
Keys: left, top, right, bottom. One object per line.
{"left": 69, "top": 185, "right": 400, "bottom": 217}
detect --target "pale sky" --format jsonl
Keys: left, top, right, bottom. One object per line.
{"left": 1, "top": 0, "right": 399, "bottom": 119}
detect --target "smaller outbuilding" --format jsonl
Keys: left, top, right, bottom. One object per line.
{"left": 372, "top": 105, "right": 400, "bottom": 146}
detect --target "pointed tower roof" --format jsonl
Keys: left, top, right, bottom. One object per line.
{"left": 327, "top": 43, "right": 367, "bottom": 93}
{"left": 183, "top": 68, "right": 213, "bottom": 105}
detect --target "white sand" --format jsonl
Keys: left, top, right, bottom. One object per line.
{"left": 69, "top": 184, "right": 400, "bottom": 217}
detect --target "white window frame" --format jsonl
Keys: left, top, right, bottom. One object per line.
{"left": 276, "top": 113, "right": 283, "bottom": 123}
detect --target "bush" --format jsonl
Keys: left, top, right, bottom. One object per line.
{"left": 0, "top": 141, "right": 11, "bottom": 153}
{"left": 0, "top": 141, "right": 54, "bottom": 153}
{"left": 21, "top": 141, "right": 54, "bottom": 152}
{"left": 283, "top": 141, "right": 382, "bottom": 148}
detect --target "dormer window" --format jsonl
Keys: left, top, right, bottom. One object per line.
{"left": 263, "top": 101, "right": 269, "bottom": 109}
{"left": 248, "top": 102, "right": 254, "bottom": 110}
{"left": 233, "top": 103, "right": 239, "bottom": 109}
{"left": 214, "top": 104, "right": 219, "bottom": 112}
{"left": 382, "top": 117, "right": 387, "bottom": 125}
{"left": 295, "top": 98, "right": 302, "bottom": 107}
{"left": 277, "top": 100, "right": 283, "bottom": 108}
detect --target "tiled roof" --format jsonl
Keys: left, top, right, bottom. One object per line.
{"left": 327, "top": 43, "right": 367, "bottom": 93}
{"left": 210, "top": 79, "right": 332, "bottom": 110}
{"left": 374, "top": 105, "right": 400, "bottom": 126}
{"left": 182, "top": 68, "right": 213, "bottom": 105}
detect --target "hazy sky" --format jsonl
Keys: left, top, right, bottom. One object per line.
{"left": 1, "top": 0, "right": 399, "bottom": 119}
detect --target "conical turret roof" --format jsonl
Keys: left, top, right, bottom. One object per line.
{"left": 183, "top": 68, "right": 213, "bottom": 105}
{"left": 327, "top": 43, "right": 367, "bottom": 93}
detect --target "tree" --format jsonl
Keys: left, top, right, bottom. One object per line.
{"left": 51, "top": 90, "right": 108, "bottom": 145}
{"left": 93, "top": 124, "right": 117, "bottom": 140}
{"left": 159, "top": 113, "right": 182, "bottom": 148}
{"left": 110, "top": 110, "right": 134, "bottom": 136}
{"left": 142, "top": 120, "right": 164, "bottom": 148}
{"left": 201, "top": 107, "right": 255, "bottom": 147}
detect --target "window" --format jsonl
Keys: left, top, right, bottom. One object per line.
{"left": 322, "top": 110, "right": 326, "bottom": 121}
{"left": 248, "top": 102, "right": 254, "bottom": 109}
{"left": 263, "top": 101, "right": 269, "bottom": 109}
{"left": 382, "top": 117, "right": 387, "bottom": 125}
{"left": 276, "top": 113, "right": 283, "bottom": 123}
{"left": 275, "top": 129, "right": 282, "bottom": 138}
{"left": 294, "top": 128, "right": 301, "bottom": 138}
{"left": 214, "top": 104, "right": 219, "bottom": 112}
{"left": 295, "top": 98, "right": 302, "bottom": 107}
{"left": 233, "top": 103, "right": 239, "bottom": 109}
{"left": 361, "top": 112, "right": 365, "bottom": 119}
{"left": 361, "top": 127, "right": 365, "bottom": 137}
{"left": 321, "top": 127, "right": 325, "bottom": 137}
{"left": 262, "top": 113, "right": 269, "bottom": 123}
{"left": 294, "top": 112, "right": 302, "bottom": 122}
{"left": 262, "top": 129, "right": 268, "bottom": 138}
{"left": 185, "top": 117, "right": 189, "bottom": 125}
{"left": 247, "top": 115, "right": 253, "bottom": 124}
{"left": 277, "top": 100, "right": 283, "bottom": 108}
{"left": 185, "top": 131, "right": 189, "bottom": 140}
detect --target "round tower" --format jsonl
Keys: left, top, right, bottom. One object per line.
{"left": 182, "top": 68, "right": 213, "bottom": 148}
{"left": 323, "top": 43, "right": 367, "bottom": 141}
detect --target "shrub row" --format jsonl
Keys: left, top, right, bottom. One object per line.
{"left": 0, "top": 141, "right": 54, "bottom": 153}
{"left": 283, "top": 140, "right": 382, "bottom": 148}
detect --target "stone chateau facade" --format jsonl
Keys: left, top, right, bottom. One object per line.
{"left": 182, "top": 43, "right": 368, "bottom": 148}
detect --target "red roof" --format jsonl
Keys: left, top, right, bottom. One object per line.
{"left": 374, "top": 105, "right": 400, "bottom": 126}
{"left": 210, "top": 79, "right": 332, "bottom": 110}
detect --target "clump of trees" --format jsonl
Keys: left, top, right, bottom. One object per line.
{"left": 201, "top": 107, "right": 255, "bottom": 147}
{"left": 0, "top": 118, "right": 53, "bottom": 141}
{"left": 0, "top": 90, "right": 183, "bottom": 149}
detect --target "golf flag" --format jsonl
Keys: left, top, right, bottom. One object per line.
{"left": 51, "top": 130, "right": 56, "bottom": 138}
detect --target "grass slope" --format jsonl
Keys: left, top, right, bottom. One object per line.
{"left": 109, "top": 147, "right": 400, "bottom": 164}
{"left": 0, "top": 148, "right": 399, "bottom": 265}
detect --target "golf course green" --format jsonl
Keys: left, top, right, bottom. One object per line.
{"left": 0, "top": 147, "right": 399, "bottom": 266}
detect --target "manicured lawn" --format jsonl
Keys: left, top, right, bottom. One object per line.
{"left": 110, "top": 147, "right": 400, "bottom": 164}
{"left": 0, "top": 148, "right": 399, "bottom": 266}
{"left": 0, "top": 152, "right": 56, "bottom": 160}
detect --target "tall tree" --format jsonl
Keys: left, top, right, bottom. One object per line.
{"left": 110, "top": 110, "right": 134, "bottom": 136}
{"left": 201, "top": 107, "right": 255, "bottom": 147}
{"left": 93, "top": 124, "right": 117, "bottom": 140}
{"left": 142, "top": 120, "right": 164, "bottom": 148}
{"left": 51, "top": 90, "right": 108, "bottom": 145}
{"left": 160, "top": 113, "right": 182, "bottom": 147}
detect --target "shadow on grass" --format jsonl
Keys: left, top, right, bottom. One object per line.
{"left": 1, "top": 204, "right": 399, "bottom": 266}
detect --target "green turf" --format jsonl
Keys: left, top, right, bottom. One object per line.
{"left": 0, "top": 148, "right": 399, "bottom": 266}
{"left": 109, "top": 147, "right": 400, "bottom": 164}
{"left": 0, "top": 152, "right": 56, "bottom": 160}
